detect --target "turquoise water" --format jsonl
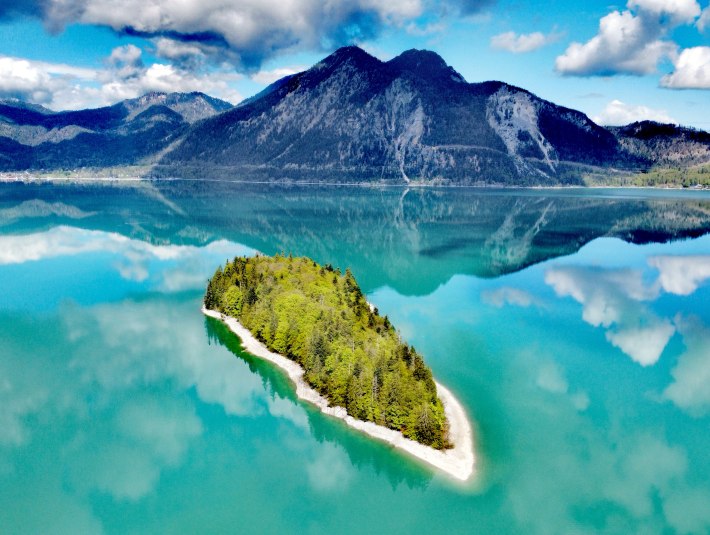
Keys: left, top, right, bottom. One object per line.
{"left": 1, "top": 182, "right": 709, "bottom": 534}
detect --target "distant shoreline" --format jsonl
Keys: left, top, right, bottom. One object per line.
{"left": 202, "top": 306, "right": 475, "bottom": 481}
{"left": 1, "top": 174, "right": 707, "bottom": 192}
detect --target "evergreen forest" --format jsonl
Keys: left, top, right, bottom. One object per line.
{"left": 205, "top": 254, "right": 450, "bottom": 449}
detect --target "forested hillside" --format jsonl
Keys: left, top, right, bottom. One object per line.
{"left": 205, "top": 254, "right": 450, "bottom": 449}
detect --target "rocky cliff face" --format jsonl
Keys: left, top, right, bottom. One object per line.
{"left": 1, "top": 47, "right": 708, "bottom": 184}
{"left": 159, "top": 47, "right": 630, "bottom": 185}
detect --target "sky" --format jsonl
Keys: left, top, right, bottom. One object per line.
{"left": 0, "top": 0, "right": 708, "bottom": 128}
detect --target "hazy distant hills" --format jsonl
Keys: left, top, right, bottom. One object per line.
{"left": 0, "top": 92, "right": 232, "bottom": 171}
{"left": 1, "top": 47, "right": 708, "bottom": 185}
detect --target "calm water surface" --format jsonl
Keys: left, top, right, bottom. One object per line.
{"left": 1, "top": 182, "right": 709, "bottom": 534}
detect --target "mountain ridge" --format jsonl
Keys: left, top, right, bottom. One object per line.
{"left": 158, "top": 46, "right": 637, "bottom": 184}
{"left": 0, "top": 47, "right": 708, "bottom": 186}
{"left": 0, "top": 91, "right": 232, "bottom": 171}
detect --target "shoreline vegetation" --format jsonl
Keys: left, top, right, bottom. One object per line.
{"left": 1, "top": 173, "right": 708, "bottom": 190}
{"left": 202, "top": 307, "right": 474, "bottom": 481}
{"left": 203, "top": 254, "right": 474, "bottom": 479}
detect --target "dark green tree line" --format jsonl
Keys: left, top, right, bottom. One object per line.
{"left": 205, "top": 254, "right": 451, "bottom": 449}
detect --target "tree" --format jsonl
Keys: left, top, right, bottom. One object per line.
{"left": 204, "top": 254, "right": 451, "bottom": 449}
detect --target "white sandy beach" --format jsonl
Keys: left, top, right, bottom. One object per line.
{"left": 202, "top": 307, "right": 475, "bottom": 481}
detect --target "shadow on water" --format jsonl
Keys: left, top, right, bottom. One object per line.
{"left": 204, "top": 315, "right": 434, "bottom": 491}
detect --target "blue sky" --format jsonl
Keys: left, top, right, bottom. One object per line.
{"left": 0, "top": 0, "right": 708, "bottom": 128}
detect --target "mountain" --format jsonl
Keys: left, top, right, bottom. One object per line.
{"left": 610, "top": 121, "right": 710, "bottom": 167}
{"left": 158, "top": 47, "right": 633, "bottom": 185}
{"left": 0, "top": 92, "right": 232, "bottom": 171}
{"left": 0, "top": 47, "right": 708, "bottom": 185}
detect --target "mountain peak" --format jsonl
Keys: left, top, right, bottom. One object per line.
{"left": 390, "top": 49, "right": 446, "bottom": 68}
{"left": 314, "top": 46, "right": 381, "bottom": 71}
{"left": 388, "top": 49, "right": 466, "bottom": 82}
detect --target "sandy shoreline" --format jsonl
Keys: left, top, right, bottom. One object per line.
{"left": 202, "top": 307, "right": 475, "bottom": 481}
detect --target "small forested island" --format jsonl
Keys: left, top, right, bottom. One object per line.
{"left": 203, "top": 254, "right": 474, "bottom": 479}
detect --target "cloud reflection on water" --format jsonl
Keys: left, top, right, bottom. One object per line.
{"left": 545, "top": 266, "right": 675, "bottom": 366}
{"left": 0, "top": 226, "right": 256, "bottom": 297}
{"left": 648, "top": 255, "right": 710, "bottom": 296}
{"left": 663, "top": 316, "right": 710, "bottom": 416}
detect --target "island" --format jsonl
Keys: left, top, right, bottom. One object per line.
{"left": 203, "top": 254, "right": 474, "bottom": 480}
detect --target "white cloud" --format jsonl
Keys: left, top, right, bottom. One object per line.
{"left": 153, "top": 38, "right": 207, "bottom": 62}
{"left": 648, "top": 255, "right": 710, "bottom": 295}
{"left": 305, "top": 442, "right": 353, "bottom": 492}
{"left": 405, "top": 20, "right": 447, "bottom": 36}
{"left": 0, "top": 56, "right": 57, "bottom": 104}
{"left": 545, "top": 267, "right": 659, "bottom": 327}
{"left": 698, "top": 6, "right": 710, "bottom": 31}
{"left": 662, "top": 485, "right": 710, "bottom": 534}
{"left": 555, "top": 0, "right": 703, "bottom": 77}
{"left": 593, "top": 99, "right": 677, "bottom": 125}
{"left": 4, "top": 0, "right": 498, "bottom": 71}
{"left": 555, "top": 10, "right": 676, "bottom": 76}
{"left": 545, "top": 266, "right": 676, "bottom": 365}
{"left": 250, "top": 66, "right": 305, "bottom": 86}
{"left": 663, "top": 316, "right": 710, "bottom": 415}
{"left": 605, "top": 321, "right": 676, "bottom": 366}
{"left": 66, "top": 396, "right": 203, "bottom": 501}
{"left": 536, "top": 361, "right": 568, "bottom": 393}
{"left": 660, "top": 46, "right": 710, "bottom": 89}
{"left": 627, "top": 0, "right": 701, "bottom": 24}
{"left": 38, "top": 0, "right": 424, "bottom": 69}
{"left": 491, "top": 31, "right": 559, "bottom": 54}
{"left": 0, "top": 226, "right": 255, "bottom": 293}
{"left": 481, "top": 286, "right": 538, "bottom": 308}
{"left": 102, "top": 62, "right": 242, "bottom": 104}
{"left": 0, "top": 46, "right": 243, "bottom": 110}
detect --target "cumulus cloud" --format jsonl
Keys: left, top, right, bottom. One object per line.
{"left": 305, "top": 442, "right": 353, "bottom": 492}
{"left": 628, "top": 0, "right": 702, "bottom": 24}
{"left": 66, "top": 396, "right": 203, "bottom": 501}
{"left": 663, "top": 315, "right": 710, "bottom": 415}
{"left": 660, "top": 46, "right": 710, "bottom": 89}
{"left": 151, "top": 37, "right": 216, "bottom": 70}
{"left": 0, "top": 56, "right": 57, "bottom": 104}
{"left": 405, "top": 20, "right": 447, "bottom": 36}
{"left": 648, "top": 255, "right": 710, "bottom": 295}
{"left": 545, "top": 266, "right": 677, "bottom": 366}
{"left": 0, "top": 226, "right": 255, "bottom": 294}
{"left": 250, "top": 66, "right": 305, "bottom": 86}
{"left": 605, "top": 321, "right": 676, "bottom": 366}
{"left": 490, "top": 31, "right": 560, "bottom": 53}
{"left": 698, "top": 6, "right": 710, "bottom": 31}
{"left": 0, "top": 46, "right": 242, "bottom": 110}
{"left": 481, "top": 286, "right": 539, "bottom": 308}
{"left": 536, "top": 361, "right": 568, "bottom": 393}
{"left": 593, "top": 99, "right": 677, "bottom": 125}
{"left": 1, "top": 0, "right": 492, "bottom": 71}
{"left": 555, "top": 0, "right": 702, "bottom": 77}
{"left": 533, "top": 360, "right": 591, "bottom": 412}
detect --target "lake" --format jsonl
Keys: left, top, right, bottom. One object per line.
{"left": 1, "top": 181, "right": 709, "bottom": 534}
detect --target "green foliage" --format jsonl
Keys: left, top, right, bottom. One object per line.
{"left": 205, "top": 254, "right": 451, "bottom": 449}
{"left": 583, "top": 163, "right": 710, "bottom": 188}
